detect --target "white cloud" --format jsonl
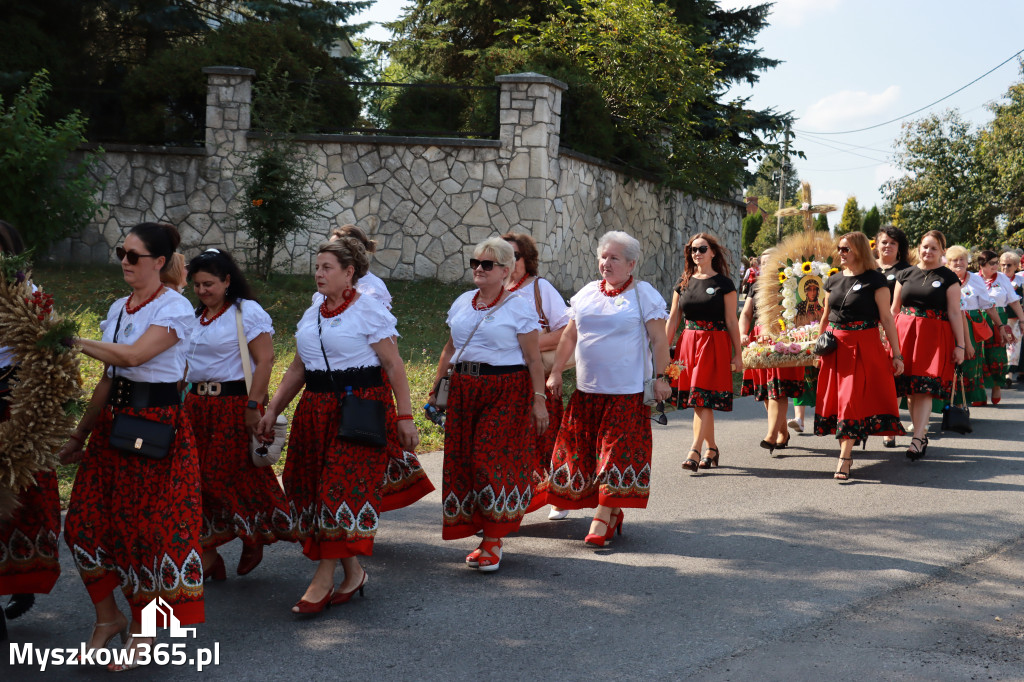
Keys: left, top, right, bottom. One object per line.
{"left": 719, "top": 0, "right": 840, "bottom": 28}
{"left": 801, "top": 86, "right": 901, "bottom": 132}
{"left": 874, "top": 163, "right": 903, "bottom": 189}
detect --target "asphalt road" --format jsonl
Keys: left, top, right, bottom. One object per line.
{"left": 6, "top": 385, "right": 1024, "bottom": 680}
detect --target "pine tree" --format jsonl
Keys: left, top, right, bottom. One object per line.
{"left": 742, "top": 213, "right": 763, "bottom": 256}
{"left": 837, "top": 196, "right": 863, "bottom": 234}
{"left": 861, "top": 205, "right": 881, "bottom": 238}
{"left": 814, "top": 213, "right": 830, "bottom": 232}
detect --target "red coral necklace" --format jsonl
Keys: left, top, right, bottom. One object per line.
{"left": 507, "top": 274, "right": 531, "bottom": 292}
{"left": 320, "top": 288, "right": 356, "bottom": 318}
{"left": 199, "top": 303, "right": 231, "bottom": 326}
{"left": 600, "top": 276, "right": 633, "bottom": 297}
{"left": 125, "top": 286, "right": 163, "bottom": 315}
{"left": 472, "top": 289, "right": 503, "bottom": 310}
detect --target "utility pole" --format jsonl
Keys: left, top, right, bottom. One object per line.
{"left": 776, "top": 125, "right": 791, "bottom": 242}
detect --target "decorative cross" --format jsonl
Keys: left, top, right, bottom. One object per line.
{"left": 774, "top": 181, "right": 838, "bottom": 232}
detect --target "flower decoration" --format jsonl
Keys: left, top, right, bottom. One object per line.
{"left": 828, "top": 267, "right": 839, "bottom": 276}
{"left": 664, "top": 362, "right": 684, "bottom": 381}
{"left": 800, "top": 261, "right": 813, "bottom": 274}
{"left": 778, "top": 271, "right": 788, "bottom": 284}
{"left": 869, "top": 239, "right": 876, "bottom": 250}
{"left": 251, "top": 198, "right": 264, "bottom": 207}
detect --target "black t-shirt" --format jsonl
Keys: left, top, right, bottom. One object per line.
{"left": 896, "top": 265, "right": 959, "bottom": 311}
{"left": 825, "top": 270, "right": 887, "bottom": 324}
{"left": 674, "top": 273, "right": 736, "bottom": 322}
{"left": 878, "top": 260, "right": 912, "bottom": 296}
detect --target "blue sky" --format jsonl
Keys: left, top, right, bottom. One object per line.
{"left": 352, "top": 0, "right": 1024, "bottom": 226}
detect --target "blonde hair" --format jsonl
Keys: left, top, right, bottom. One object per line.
{"left": 837, "top": 231, "right": 877, "bottom": 271}
{"left": 945, "top": 244, "right": 969, "bottom": 263}
{"left": 318, "top": 236, "right": 369, "bottom": 281}
{"left": 160, "top": 253, "right": 187, "bottom": 292}
{"left": 999, "top": 251, "right": 1021, "bottom": 268}
{"left": 330, "top": 224, "right": 377, "bottom": 254}
{"left": 473, "top": 237, "right": 515, "bottom": 286}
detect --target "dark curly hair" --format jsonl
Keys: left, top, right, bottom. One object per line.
{"left": 501, "top": 232, "right": 540, "bottom": 277}
{"left": 876, "top": 225, "right": 910, "bottom": 264}
{"left": 187, "top": 249, "right": 258, "bottom": 314}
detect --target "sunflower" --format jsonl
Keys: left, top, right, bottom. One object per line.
{"left": 828, "top": 267, "right": 839, "bottom": 276}
{"left": 778, "top": 271, "right": 788, "bottom": 284}
{"left": 869, "top": 239, "right": 876, "bottom": 250}
{"left": 800, "top": 261, "right": 813, "bottom": 274}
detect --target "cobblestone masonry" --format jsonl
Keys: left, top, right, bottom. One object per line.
{"left": 55, "top": 68, "right": 743, "bottom": 293}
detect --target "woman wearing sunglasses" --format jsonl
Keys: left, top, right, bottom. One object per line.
{"left": 815, "top": 232, "right": 905, "bottom": 482}
{"left": 0, "top": 220, "right": 62, "bottom": 642}
{"left": 501, "top": 231, "right": 571, "bottom": 521}
{"left": 975, "top": 250, "right": 1024, "bottom": 404}
{"left": 58, "top": 222, "right": 203, "bottom": 669}
{"left": 183, "top": 249, "right": 295, "bottom": 583}
{"left": 890, "top": 230, "right": 964, "bottom": 461}
{"left": 428, "top": 237, "right": 547, "bottom": 571}
{"left": 946, "top": 245, "right": 997, "bottom": 406}
{"left": 999, "top": 252, "right": 1024, "bottom": 383}
{"left": 666, "top": 233, "right": 743, "bottom": 473}
{"left": 539, "top": 231, "right": 671, "bottom": 547}
{"left": 257, "top": 237, "right": 431, "bottom": 613}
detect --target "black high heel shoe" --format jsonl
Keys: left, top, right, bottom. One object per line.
{"left": 906, "top": 436, "right": 928, "bottom": 461}
{"left": 5, "top": 593, "right": 35, "bottom": 619}
{"left": 759, "top": 439, "right": 775, "bottom": 455}
{"left": 699, "top": 447, "right": 720, "bottom": 468}
{"left": 682, "top": 449, "right": 700, "bottom": 472}
{"left": 775, "top": 434, "right": 791, "bottom": 449}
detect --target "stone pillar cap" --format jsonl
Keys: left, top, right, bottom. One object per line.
{"left": 202, "top": 66, "right": 256, "bottom": 77}
{"left": 494, "top": 72, "right": 568, "bottom": 90}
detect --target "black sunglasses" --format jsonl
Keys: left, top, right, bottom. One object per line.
{"left": 116, "top": 246, "right": 159, "bottom": 265}
{"left": 513, "top": 252, "right": 522, "bottom": 261}
{"left": 837, "top": 246, "right": 851, "bottom": 254}
{"left": 691, "top": 245, "right": 710, "bottom": 254}
{"left": 469, "top": 259, "right": 499, "bottom": 271}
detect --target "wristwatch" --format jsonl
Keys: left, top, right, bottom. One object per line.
{"left": 246, "top": 400, "right": 259, "bottom": 410}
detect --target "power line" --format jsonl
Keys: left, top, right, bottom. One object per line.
{"left": 800, "top": 162, "right": 887, "bottom": 173}
{"left": 799, "top": 135, "right": 891, "bottom": 164}
{"left": 794, "top": 47, "right": 1024, "bottom": 135}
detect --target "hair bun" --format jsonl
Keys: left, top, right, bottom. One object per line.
{"left": 158, "top": 222, "right": 182, "bottom": 251}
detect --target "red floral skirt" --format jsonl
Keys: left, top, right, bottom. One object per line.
{"left": 524, "top": 386, "right": 564, "bottom": 513}
{"left": 814, "top": 324, "right": 905, "bottom": 441}
{"left": 283, "top": 380, "right": 433, "bottom": 560}
{"left": 441, "top": 370, "right": 534, "bottom": 540}
{"left": 894, "top": 310, "right": 955, "bottom": 400}
{"left": 673, "top": 325, "right": 734, "bottom": 411}
{"left": 184, "top": 393, "right": 296, "bottom": 550}
{"left": 535, "top": 391, "right": 652, "bottom": 510}
{"left": 63, "top": 405, "right": 205, "bottom": 625}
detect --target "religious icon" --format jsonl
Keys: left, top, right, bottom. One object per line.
{"left": 795, "top": 276, "right": 824, "bottom": 324}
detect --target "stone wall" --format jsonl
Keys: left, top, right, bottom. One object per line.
{"left": 57, "top": 68, "right": 744, "bottom": 294}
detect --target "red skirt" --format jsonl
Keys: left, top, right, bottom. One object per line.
{"left": 63, "top": 405, "right": 205, "bottom": 626}
{"left": 894, "top": 310, "right": 955, "bottom": 400}
{"left": 524, "top": 386, "right": 564, "bottom": 513}
{"left": 0, "top": 471, "right": 61, "bottom": 595}
{"left": 441, "top": 370, "right": 534, "bottom": 540}
{"left": 283, "top": 379, "right": 434, "bottom": 560}
{"left": 184, "top": 393, "right": 296, "bottom": 550}
{"left": 673, "top": 325, "right": 734, "bottom": 411}
{"left": 814, "top": 324, "right": 905, "bottom": 441}
{"left": 535, "top": 391, "right": 652, "bottom": 510}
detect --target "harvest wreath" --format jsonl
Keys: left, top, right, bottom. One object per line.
{"left": 0, "top": 253, "right": 82, "bottom": 519}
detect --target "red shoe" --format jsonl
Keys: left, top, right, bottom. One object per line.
{"left": 236, "top": 544, "right": 264, "bottom": 576}
{"left": 330, "top": 571, "right": 368, "bottom": 605}
{"left": 992, "top": 395, "right": 1001, "bottom": 405}
{"left": 971, "top": 401, "right": 986, "bottom": 407}
{"left": 203, "top": 554, "right": 226, "bottom": 582}
{"left": 474, "top": 539, "right": 502, "bottom": 572}
{"left": 604, "top": 510, "right": 624, "bottom": 541}
{"left": 292, "top": 587, "right": 335, "bottom": 614}
{"left": 585, "top": 518, "right": 611, "bottom": 547}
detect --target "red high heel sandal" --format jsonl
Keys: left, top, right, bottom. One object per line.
{"left": 292, "top": 587, "right": 335, "bottom": 615}
{"left": 330, "top": 571, "right": 368, "bottom": 605}
{"left": 604, "top": 510, "right": 624, "bottom": 541}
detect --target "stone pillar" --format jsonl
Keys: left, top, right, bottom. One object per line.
{"left": 494, "top": 73, "right": 568, "bottom": 259}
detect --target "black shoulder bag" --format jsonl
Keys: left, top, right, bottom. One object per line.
{"left": 107, "top": 307, "right": 177, "bottom": 459}
{"left": 941, "top": 368, "right": 972, "bottom": 434}
{"left": 318, "top": 313, "right": 387, "bottom": 448}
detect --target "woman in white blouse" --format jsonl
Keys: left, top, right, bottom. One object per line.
{"left": 257, "top": 238, "right": 432, "bottom": 615}
{"left": 501, "top": 231, "right": 571, "bottom": 521}
{"left": 428, "top": 237, "right": 548, "bottom": 573}
{"left": 311, "top": 224, "right": 392, "bottom": 310}
{"left": 946, "top": 245, "right": 999, "bottom": 405}
{"left": 58, "top": 222, "right": 203, "bottom": 670}
{"left": 975, "top": 249, "right": 1024, "bottom": 404}
{"left": 539, "top": 231, "right": 672, "bottom": 547}
{"left": 184, "top": 249, "right": 294, "bottom": 582}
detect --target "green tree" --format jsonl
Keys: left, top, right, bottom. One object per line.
{"left": 814, "top": 213, "right": 830, "bottom": 232}
{"left": 861, "top": 205, "right": 881, "bottom": 238}
{"left": 741, "top": 212, "right": 763, "bottom": 256}
{"left": 977, "top": 63, "right": 1024, "bottom": 237}
{"left": 0, "top": 71, "right": 104, "bottom": 252}
{"left": 881, "top": 110, "right": 995, "bottom": 245}
{"left": 749, "top": 195, "right": 805, "bottom": 255}
{"left": 836, "top": 196, "right": 862, "bottom": 234}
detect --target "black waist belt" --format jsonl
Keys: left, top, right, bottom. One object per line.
{"left": 109, "top": 377, "right": 181, "bottom": 409}
{"left": 453, "top": 362, "right": 526, "bottom": 376}
{"left": 304, "top": 367, "right": 384, "bottom": 393}
{"left": 189, "top": 380, "right": 248, "bottom": 397}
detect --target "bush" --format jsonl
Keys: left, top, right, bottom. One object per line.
{"left": 742, "top": 213, "right": 763, "bottom": 256}
{"left": 0, "top": 70, "right": 104, "bottom": 252}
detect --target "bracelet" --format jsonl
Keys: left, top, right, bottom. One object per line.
{"left": 395, "top": 414, "right": 414, "bottom": 422}
{"left": 534, "top": 392, "right": 547, "bottom": 399}
{"left": 956, "top": 344, "right": 964, "bottom": 349}
{"left": 892, "top": 354, "right": 903, "bottom": 361}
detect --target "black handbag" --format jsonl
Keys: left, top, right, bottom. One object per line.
{"left": 813, "top": 331, "right": 838, "bottom": 356}
{"left": 318, "top": 315, "right": 387, "bottom": 449}
{"left": 109, "top": 413, "right": 176, "bottom": 459}
{"left": 941, "top": 370, "right": 972, "bottom": 434}
{"left": 339, "top": 388, "right": 387, "bottom": 447}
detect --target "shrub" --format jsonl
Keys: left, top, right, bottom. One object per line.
{"left": 0, "top": 70, "right": 104, "bottom": 252}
